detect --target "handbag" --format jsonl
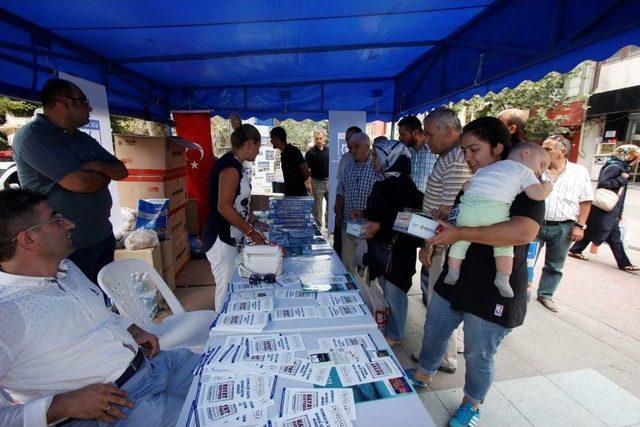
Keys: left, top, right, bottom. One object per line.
{"left": 363, "top": 236, "right": 397, "bottom": 279}
{"left": 238, "top": 245, "right": 284, "bottom": 277}
{"left": 592, "top": 187, "right": 623, "bottom": 212}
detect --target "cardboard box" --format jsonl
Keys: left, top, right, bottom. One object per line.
{"left": 114, "top": 135, "right": 186, "bottom": 172}
{"left": 167, "top": 204, "right": 187, "bottom": 238}
{"left": 185, "top": 199, "right": 200, "bottom": 235}
{"left": 162, "top": 263, "right": 176, "bottom": 290}
{"left": 173, "top": 232, "right": 190, "bottom": 272}
{"left": 117, "top": 174, "right": 187, "bottom": 210}
{"left": 346, "top": 220, "right": 367, "bottom": 238}
{"left": 160, "top": 239, "right": 174, "bottom": 267}
{"left": 393, "top": 211, "right": 440, "bottom": 239}
{"left": 114, "top": 244, "right": 163, "bottom": 276}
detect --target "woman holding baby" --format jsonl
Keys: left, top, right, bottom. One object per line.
{"left": 408, "top": 117, "right": 550, "bottom": 427}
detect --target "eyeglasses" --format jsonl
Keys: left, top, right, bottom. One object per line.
{"left": 10, "top": 213, "right": 66, "bottom": 242}
{"left": 249, "top": 273, "right": 276, "bottom": 285}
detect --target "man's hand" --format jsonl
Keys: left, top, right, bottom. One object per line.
{"left": 127, "top": 325, "right": 160, "bottom": 358}
{"left": 568, "top": 226, "right": 584, "bottom": 242}
{"left": 427, "top": 220, "right": 460, "bottom": 246}
{"left": 418, "top": 245, "right": 434, "bottom": 267}
{"left": 362, "top": 221, "right": 380, "bottom": 239}
{"left": 47, "top": 383, "right": 133, "bottom": 424}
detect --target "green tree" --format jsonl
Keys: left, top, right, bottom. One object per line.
{"left": 0, "top": 97, "right": 40, "bottom": 150}
{"left": 275, "top": 119, "right": 328, "bottom": 153}
{"left": 450, "top": 68, "right": 585, "bottom": 142}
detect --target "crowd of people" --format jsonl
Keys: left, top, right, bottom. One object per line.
{"left": 1, "top": 77, "right": 639, "bottom": 427}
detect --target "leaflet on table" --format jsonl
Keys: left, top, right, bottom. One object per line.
{"left": 195, "top": 373, "right": 277, "bottom": 406}
{"left": 275, "top": 273, "right": 302, "bottom": 288}
{"left": 317, "top": 304, "right": 367, "bottom": 318}
{"left": 194, "top": 398, "right": 274, "bottom": 426}
{"left": 279, "top": 388, "right": 357, "bottom": 421}
{"left": 272, "top": 306, "right": 318, "bottom": 321}
{"left": 241, "top": 358, "right": 331, "bottom": 386}
{"left": 247, "top": 334, "right": 305, "bottom": 355}
{"left": 274, "top": 289, "right": 316, "bottom": 299}
{"left": 228, "top": 290, "right": 274, "bottom": 301}
{"left": 300, "top": 273, "right": 348, "bottom": 285}
{"left": 334, "top": 357, "right": 403, "bottom": 387}
{"left": 316, "top": 293, "right": 364, "bottom": 306}
{"left": 317, "top": 370, "right": 413, "bottom": 403}
{"left": 210, "top": 312, "right": 268, "bottom": 333}
{"left": 228, "top": 281, "right": 275, "bottom": 292}
{"left": 266, "top": 403, "right": 353, "bottom": 427}
{"left": 224, "top": 298, "right": 274, "bottom": 313}
{"left": 309, "top": 344, "right": 371, "bottom": 366}
{"left": 317, "top": 334, "right": 377, "bottom": 352}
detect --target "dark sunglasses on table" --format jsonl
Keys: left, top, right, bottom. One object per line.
{"left": 249, "top": 273, "right": 276, "bottom": 285}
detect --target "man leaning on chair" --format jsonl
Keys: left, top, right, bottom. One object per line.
{"left": 0, "top": 189, "right": 199, "bottom": 427}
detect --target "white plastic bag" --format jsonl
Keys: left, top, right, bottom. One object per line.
{"left": 120, "top": 207, "right": 138, "bottom": 232}
{"left": 352, "top": 268, "right": 389, "bottom": 333}
{"left": 124, "top": 229, "right": 159, "bottom": 250}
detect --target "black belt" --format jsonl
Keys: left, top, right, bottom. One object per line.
{"left": 115, "top": 348, "right": 145, "bottom": 387}
{"left": 56, "top": 350, "right": 145, "bottom": 425}
{"left": 542, "top": 220, "right": 575, "bottom": 226}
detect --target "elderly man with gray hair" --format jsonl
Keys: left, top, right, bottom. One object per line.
{"left": 335, "top": 133, "right": 379, "bottom": 272}
{"left": 533, "top": 134, "right": 593, "bottom": 312}
{"left": 417, "top": 107, "right": 472, "bottom": 373}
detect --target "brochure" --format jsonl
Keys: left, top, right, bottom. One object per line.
{"left": 210, "top": 312, "right": 268, "bottom": 333}
{"left": 317, "top": 304, "right": 367, "bottom": 318}
{"left": 334, "top": 357, "right": 403, "bottom": 387}
{"left": 272, "top": 306, "right": 318, "bottom": 321}
{"left": 316, "top": 293, "right": 364, "bottom": 306}
{"left": 280, "top": 388, "right": 356, "bottom": 420}
{"left": 317, "top": 334, "right": 377, "bottom": 352}
{"left": 247, "top": 334, "right": 306, "bottom": 355}
{"left": 266, "top": 403, "right": 352, "bottom": 427}
{"left": 225, "top": 298, "right": 274, "bottom": 313}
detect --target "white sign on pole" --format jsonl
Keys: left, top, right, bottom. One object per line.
{"left": 59, "top": 72, "right": 123, "bottom": 233}
{"left": 327, "top": 111, "right": 366, "bottom": 232}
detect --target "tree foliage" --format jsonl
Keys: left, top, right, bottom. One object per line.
{"left": 450, "top": 68, "right": 585, "bottom": 142}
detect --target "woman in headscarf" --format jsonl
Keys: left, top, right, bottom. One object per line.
{"left": 362, "top": 139, "right": 424, "bottom": 345}
{"left": 568, "top": 144, "right": 640, "bottom": 271}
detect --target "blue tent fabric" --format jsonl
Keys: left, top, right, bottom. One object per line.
{"left": 0, "top": 1, "right": 639, "bottom": 122}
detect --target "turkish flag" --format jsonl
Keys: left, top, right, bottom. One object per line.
{"left": 172, "top": 111, "right": 213, "bottom": 234}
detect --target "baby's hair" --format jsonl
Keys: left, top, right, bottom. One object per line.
{"left": 509, "top": 141, "right": 547, "bottom": 159}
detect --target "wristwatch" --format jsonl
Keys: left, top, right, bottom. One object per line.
{"left": 574, "top": 222, "right": 587, "bottom": 230}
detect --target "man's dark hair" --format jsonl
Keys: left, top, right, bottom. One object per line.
{"left": 230, "top": 124, "right": 261, "bottom": 149}
{"left": 504, "top": 113, "right": 527, "bottom": 146}
{"left": 0, "top": 189, "right": 48, "bottom": 262}
{"left": 269, "top": 126, "right": 287, "bottom": 143}
{"left": 397, "top": 115, "right": 423, "bottom": 133}
{"left": 41, "top": 78, "right": 77, "bottom": 109}
{"left": 346, "top": 126, "right": 362, "bottom": 136}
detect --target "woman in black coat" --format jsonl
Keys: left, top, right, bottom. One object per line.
{"left": 568, "top": 144, "right": 639, "bottom": 271}
{"left": 362, "top": 139, "right": 423, "bottom": 345}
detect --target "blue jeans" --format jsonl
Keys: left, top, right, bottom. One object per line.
{"left": 416, "top": 293, "right": 511, "bottom": 403}
{"left": 69, "top": 348, "right": 199, "bottom": 427}
{"left": 534, "top": 223, "right": 573, "bottom": 299}
{"left": 379, "top": 276, "right": 408, "bottom": 341}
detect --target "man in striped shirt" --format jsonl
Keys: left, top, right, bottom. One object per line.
{"left": 533, "top": 135, "right": 593, "bottom": 312}
{"left": 418, "top": 107, "right": 472, "bottom": 374}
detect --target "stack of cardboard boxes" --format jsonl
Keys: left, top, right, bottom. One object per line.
{"left": 113, "top": 135, "right": 190, "bottom": 289}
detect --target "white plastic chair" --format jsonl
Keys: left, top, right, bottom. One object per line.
{"left": 97, "top": 259, "right": 215, "bottom": 353}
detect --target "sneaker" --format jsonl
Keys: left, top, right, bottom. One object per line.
{"left": 437, "top": 365, "right": 456, "bottom": 374}
{"left": 537, "top": 296, "right": 559, "bottom": 313}
{"left": 449, "top": 402, "right": 480, "bottom": 427}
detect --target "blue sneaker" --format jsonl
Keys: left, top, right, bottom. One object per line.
{"left": 448, "top": 402, "right": 480, "bottom": 427}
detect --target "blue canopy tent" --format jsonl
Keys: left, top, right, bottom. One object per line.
{"left": 0, "top": 0, "right": 639, "bottom": 122}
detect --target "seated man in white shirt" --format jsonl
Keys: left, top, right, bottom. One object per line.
{"left": 0, "top": 189, "right": 200, "bottom": 427}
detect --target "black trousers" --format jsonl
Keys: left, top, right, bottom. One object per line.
{"left": 569, "top": 222, "right": 631, "bottom": 269}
